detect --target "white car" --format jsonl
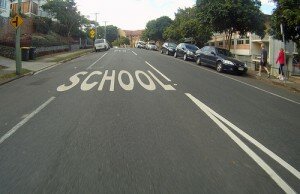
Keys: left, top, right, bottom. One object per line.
{"left": 146, "top": 42, "right": 158, "bottom": 50}
{"left": 94, "top": 39, "right": 110, "bottom": 52}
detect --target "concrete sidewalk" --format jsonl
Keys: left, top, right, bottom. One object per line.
{"left": 0, "top": 49, "right": 92, "bottom": 85}
{"left": 247, "top": 69, "right": 300, "bottom": 93}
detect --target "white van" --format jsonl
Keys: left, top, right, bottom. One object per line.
{"left": 94, "top": 39, "right": 110, "bottom": 52}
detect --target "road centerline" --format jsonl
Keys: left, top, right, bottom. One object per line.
{"left": 0, "top": 96, "right": 56, "bottom": 145}
{"left": 131, "top": 51, "right": 137, "bottom": 56}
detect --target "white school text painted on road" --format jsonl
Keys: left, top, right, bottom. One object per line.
{"left": 145, "top": 61, "right": 172, "bottom": 82}
{"left": 185, "top": 93, "right": 297, "bottom": 194}
{"left": 57, "top": 70, "right": 176, "bottom": 92}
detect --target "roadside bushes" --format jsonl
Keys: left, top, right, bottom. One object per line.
{"left": 31, "top": 33, "right": 69, "bottom": 47}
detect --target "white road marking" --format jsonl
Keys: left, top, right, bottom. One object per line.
{"left": 135, "top": 70, "right": 156, "bottom": 91}
{"left": 148, "top": 71, "right": 175, "bottom": 90}
{"left": 185, "top": 93, "right": 296, "bottom": 194}
{"left": 175, "top": 58, "right": 300, "bottom": 105}
{"left": 131, "top": 51, "right": 137, "bottom": 56}
{"left": 87, "top": 53, "right": 107, "bottom": 70}
{"left": 145, "top": 61, "right": 171, "bottom": 82}
{"left": 188, "top": 93, "right": 300, "bottom": 180}
{"left": 118, "top": 70, "right": 134, "bottom": 91}
{"left": 34, "top": 64, "right": 58, "bottom": 75}
{"left": 0, "top": 97, "right": 56, "bottom": 145}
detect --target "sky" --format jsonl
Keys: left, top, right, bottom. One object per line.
{"left": 75, "top": 0, "right": 276, "bottom": 31}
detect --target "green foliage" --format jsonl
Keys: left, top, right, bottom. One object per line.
{"left": 163, "top": 7, "right": 212, "bottom": 47}
{"left": 196, "top": 0, "right": 266, "bottom": 50}
{"left": 269, "top": 0, "right": 300, "bottom": 47}
{"left": 42, "top": 0, "right": 82, "bottom": 37}
{"left": 31, "top": 33, "right": 69, "bottom": 47}
{"left": 33, "top": 16, "right": 52, "bottom": 34}
{"left": 142, "top": 16, "right": 172, "bottom": 41}
{"left": 112, "top": 36, "right": 130, "bottom": 46}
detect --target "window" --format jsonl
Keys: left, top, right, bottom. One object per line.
{"left": 0, "top": 0, "right": 6, "bottom": 9}
{"left": 245, "top": 39, "right": 250, "bottom": 44}
{"left": 237, "top": 40, "right": 243, "bottom": 45}
{"left": 231, "top": 40, "right": 234, "bottom": 45}
{"left": 218, "top": 41, "right": 223, "bottom": 46}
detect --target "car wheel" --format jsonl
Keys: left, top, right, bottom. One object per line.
{"left": 166, "top": 50, "right": 169, "bottom": 55}
{"left": 216, "top": 62, "right": 223, "bottom": 73}
{"left": 174, "top": 52, "right": 177, "bottom": 58}
{"left": 196, "top": 57, "right": 201, "bottom": 65}
{"left": 183, "top": 54, "right": 187, "bottom": 61}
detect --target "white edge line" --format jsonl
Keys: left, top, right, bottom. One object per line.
{"left": 185, "top": 93, "right": 296, "bottom": 194}
{"left": 87, "top": 53, "right": 107, "bottom": 70}
{"left": 131, "top": 51, "right": 137, "bottom": 56}
{"left": 145, "top": 61, "right": 171, "bottom": 82}
{"left": 34, "top": 64, "right": 57, "bottom": 75}
{"left": 0, "top": 96, "right": 56, "bottom": 145}
{"left": 177, "top": 58, "right": 300, "bottom": 105}
{"left": 195, "top": 95, "right": 300, "bottom": 180}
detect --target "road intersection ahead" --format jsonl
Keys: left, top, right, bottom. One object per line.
{"left": 0, "top": 48, "right": 299, "bottom": 193}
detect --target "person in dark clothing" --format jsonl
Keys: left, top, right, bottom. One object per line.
{"left": 257, "top": 43, "right": 270, "bottom": 78}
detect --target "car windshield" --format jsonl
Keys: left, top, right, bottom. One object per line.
{"left": 95, "top": 39, "right": 104, "bottom": 44}
{"left": 216, "top": 48, "right": 233, "bottom": 57}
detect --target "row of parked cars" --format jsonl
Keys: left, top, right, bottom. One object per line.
{"left": 136, "top": 41, "right": 158, "bottom": 51}
{"left": 160, "top": 42, "right": 248, "bottom": 75}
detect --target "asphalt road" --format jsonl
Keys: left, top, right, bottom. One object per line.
{"left": 0, "top": 48, "right": 299, "bottom": 194}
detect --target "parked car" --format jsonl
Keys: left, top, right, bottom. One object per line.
{"left": 195, "top": 46, "right": 248, "bottom": 74}
{"left": 174, "top": 43, "right": 199, "bottom": 61}
{"left": 94, "top": 39, "right": 110, "bottom": 52}
{"left": 146, "top": 42, "right": 158, "bottom": 51}
{"left": 136, "top": 41, "right": 146, "bottom": 49}
{"left": 161, "top": 42, "right": 177, "bottom": 55}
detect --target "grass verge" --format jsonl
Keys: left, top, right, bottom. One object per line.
{"left": 49, "top": 49, "right": 92, "bottom": 63}
{"left": 0, "top": 68, "right": 32, "bottom": 79}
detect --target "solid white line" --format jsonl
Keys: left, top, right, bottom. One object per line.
{"left": 34, "top": 65, "right": 57, "bottom": 75}
{"left": 131, "top": 51, "right": 137, "bottom": 56}
{"left": 185, "top": 93, "right": 296, "bottom": 194}
{"left": 191, "top": 94, "right": 300, "bottom": 180}
{"left": 87, "top": 53, "right": 107, "bottom": 70}
{"left": 176, "top": 58, "right": 300, "bottom": 105}
{"left": 145, "top": 61, "right": 171, "bottom": 82}
{"left": 0, "top": 97, "right": 56, "bottom": 145}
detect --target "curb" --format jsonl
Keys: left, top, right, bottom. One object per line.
{"left": 0, "top": 50, "right": 92, "bottom": 86}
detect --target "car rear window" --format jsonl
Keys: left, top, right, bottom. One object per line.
{"left": 186, "top": 44, "right": 199, "bottom": 51}
{"left": 95, "top": 39, "right": 104, "bottom": 44}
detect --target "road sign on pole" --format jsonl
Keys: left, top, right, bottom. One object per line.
{"left": 89, "top": 29, "right": 95, "bottom": 39}
{"left": 9, "top": 14, "right": 24, "bottom": 29}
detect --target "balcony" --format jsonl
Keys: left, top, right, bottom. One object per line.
{"left": 11, "top": 1, "right": 38, "bottom": 16}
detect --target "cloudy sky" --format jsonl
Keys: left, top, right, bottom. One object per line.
{"left": 76, "top": 0, "right": 276, "bottom": 30}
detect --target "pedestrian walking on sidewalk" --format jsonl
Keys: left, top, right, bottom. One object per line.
{"left": 257, "top": 43, "right": 270, "bottom": 78}
{"left": 276, "top": 48, "right": 285, "bottom": 80}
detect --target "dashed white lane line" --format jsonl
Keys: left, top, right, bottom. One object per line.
{"left": 174, "top": 58, "right": 300, "bottom": 105}
{"left": 145, "top": 61, "right": 171, "bottom": 82}
{"left": 87, "top": 53, "right": 107, "bottom": 70}
{"left": 131, "top": 51, "right": 137, "bottom": 56}
{"left": 0, "top": 97, "right": 56, "bottom": 145}
{"left": 185, "top": 93, "right": 296, "bottom": 194}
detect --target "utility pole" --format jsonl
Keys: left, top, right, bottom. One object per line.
{"left": 103, "top": 21, "right": 108, "bottom": 40}
{"left": 92, "top": 13, "right": 100, "bottom": 38}
{"left": 16, "top": 0, "right": 22, "bottom": 75}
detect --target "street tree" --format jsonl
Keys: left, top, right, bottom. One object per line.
{"left": 196, "top": 0, "right": 266, "bottom": 50}
{"left": 96, "top": 25, "right": 119, "bottom": 43}
{"left": 163, "top": 7, "right": 212, "bottom": 47}
{"left": 269, "top": 0, "right": 300, "bottom": 49}
{"left": 42, "top": 0, "right": 82, "bottom": 38}
{"left": 142, "top": 16, "right": 172, "bottom": 41}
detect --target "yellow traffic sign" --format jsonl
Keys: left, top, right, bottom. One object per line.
{"left": 89, "top": 29, "right": 96, "bottom": 38}
{"left": 10, "top": 14, "right": 23, "bottom": 29}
